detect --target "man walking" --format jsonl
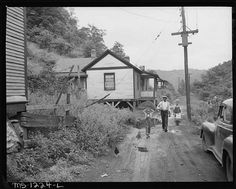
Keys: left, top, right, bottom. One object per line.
{"left": 157, "top": 95, "right": 171, "bottom": 132}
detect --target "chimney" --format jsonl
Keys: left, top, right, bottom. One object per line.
{"left": 139, "top": 65, "right": 145, "bottom": 71}
{"left": 91, "top": 49, "right": 96, "bottom": 58}
{"left": 124, "top": 56, "right": 130, "bottom": 62}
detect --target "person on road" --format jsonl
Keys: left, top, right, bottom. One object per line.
{"left": 173, "top": 100, "right": 181, "bottom": 117}
{"left": 143, "top": 108, "right": 154, "bottom": 139}
{"left": 157, "top": 95, "right": 171, "bottom": 132}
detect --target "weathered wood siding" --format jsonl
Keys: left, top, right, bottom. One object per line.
{"left": 87, "top": 68, "right": 134, "bottom": 100}
{"left": 133, "top": 70, "right": 141, "bottom": 99}
{"left": 6, "top": 7, "right": 27, "bottom": 102}
{"left": 92, "top": 54, "right": 127, "bottom": 68}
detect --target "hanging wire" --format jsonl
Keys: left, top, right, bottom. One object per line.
{"left": 119, "top": 7, "right": 179, "bottom": 24}
{"left": 134, "top": 31, "right": 163, "bottom": 66}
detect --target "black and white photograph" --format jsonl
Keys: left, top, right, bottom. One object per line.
{"left": 6, "top": 6, "right": 233, "bottom": 183}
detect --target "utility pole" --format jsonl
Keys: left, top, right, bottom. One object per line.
{"left": 171, "top": 7, "right": 198, "bottom": 121}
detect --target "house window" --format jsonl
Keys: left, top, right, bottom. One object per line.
{"left": 104, "top": 73, "right": 115, "bottom": 90}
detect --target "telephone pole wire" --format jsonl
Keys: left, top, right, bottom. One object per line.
{"left": 171, "top": 7, "right": 198, "bottom": 121}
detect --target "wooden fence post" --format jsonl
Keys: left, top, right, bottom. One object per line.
{"left": 54, "top": 65, "right": 74, "bottom": 115}
{"left": 66, "top": 93, "right": 70, "bottom": 116}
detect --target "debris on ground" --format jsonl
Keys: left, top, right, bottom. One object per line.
{"left": 136, "top": 131, "right": 141, "bottom": 139}
{"left": 114, "top": 146, "right": 119, "bottom": 156}
{"left": 101, "top": 173, "right": 108, "bottom": 177}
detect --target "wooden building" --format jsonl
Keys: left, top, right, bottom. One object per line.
{"left": 53, "top": 49, "right": 97, "bottom": 95}
{"left": 6, "top": 7, "right": 28, "bottom": 114}
{"left": 82, "top": 49, "right": 165, "bottom": 109}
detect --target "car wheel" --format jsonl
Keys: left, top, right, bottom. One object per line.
{"left": 225, "top": 154, "right": 233, "bottom": 181}
{"left": 202, "top": 134, "right": 208, "bottom": 152}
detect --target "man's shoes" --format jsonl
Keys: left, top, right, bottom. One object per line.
{"left": 165, "top": 129, "right": 168, "bottom": 132}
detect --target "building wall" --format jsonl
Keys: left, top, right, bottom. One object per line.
{"left": 92, "top": 54, "right": 127, "bottom": 68}
{"left": 87, "top": 68, "right": 134, "bottom": 100}
{"left": 6, "top": 7, "right": 27, "bottom": 103}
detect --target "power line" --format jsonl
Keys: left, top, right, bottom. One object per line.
{"left": 119, "top": 8, "right": 179, "bottom": 23}
{"left": 134, "top": 32, "right": 162, "bottom": 66}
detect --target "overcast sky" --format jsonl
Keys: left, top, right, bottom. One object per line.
{"left": 69, "top": 7, "right": 232, "bottom": 71}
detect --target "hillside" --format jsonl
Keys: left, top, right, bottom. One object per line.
{"left": 154, "top": 69, "right": 207, "bottom": 91}
{"left": 191, "top": 60, "right": 232, "bottom": 101}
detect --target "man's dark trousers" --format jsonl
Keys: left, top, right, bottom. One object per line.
{"left": 161, "top": 110, "right": 168, "bottom": 130}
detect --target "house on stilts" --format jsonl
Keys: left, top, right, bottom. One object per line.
{"left": 55, "top": 49, "right": 166, "bottom": 110}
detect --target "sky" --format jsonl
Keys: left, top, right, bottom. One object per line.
{"left": 69, "top": 7, "right": 232, "bottom": 71}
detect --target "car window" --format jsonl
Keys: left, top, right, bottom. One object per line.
{"left": 222, "top": 105, "right": 232, "bottom": 124}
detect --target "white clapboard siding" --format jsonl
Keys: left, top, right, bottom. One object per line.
{"left": 6, "top": 42, "right": 25, "bottom": 52}
{"left": 6, "top": 61, "right": 25, "bottom": 68}
{"left": 7, "top": 8, "right": 24, "bottom": 20}
{"left": 6, "top": 55, "right": 25, "bottom": 65}
{"left": 87, "top": 68, "right": 133, "bottom": 100}
{"left": 6, "top": 28, "right": 24, "bottom": 40}
{"left": 92, "top": 54, "right": 127, "bottom": 68}
{"left": 6, "top": 7, "right": 26, "bottom": 100}
{"left": 6, "top": 48, "right": 24, "bottom": 58}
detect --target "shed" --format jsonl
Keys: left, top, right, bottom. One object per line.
{"left": 53, "top": 57, "right": 95, "bottom": 90}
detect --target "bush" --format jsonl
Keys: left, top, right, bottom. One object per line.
{"left": 75, "top": 104, "right": 134, "bottom": 155}
{"left": 191, "top": 101, "right": 215, "bottom": 126}
{"left": 7, "top": 102, "right": 135, "bottom": 181}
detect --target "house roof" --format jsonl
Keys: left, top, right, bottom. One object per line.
{"left": 141, "top": 70, "right": 163, "bottom": 81}
{"left": 82, "top": 49, "right": 143, "bottom": 74}
{"left": 54, "top": 50, "right": 164, "bottom": 81}
{"left": 53, "top": 57, "right": 95, "bottom": 73}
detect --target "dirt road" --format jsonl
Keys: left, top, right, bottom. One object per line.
{"left": 81, "top": 117, "right": 227, "bottom": 182}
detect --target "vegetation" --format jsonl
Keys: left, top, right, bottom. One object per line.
{"left": 179, "top": 60, "right": 232, "bottom": 126}
{"left": 7, "top": 103, "right": 135, "bottom": 182}
{"left": 110, "top": 41, "right": 127, "bottom": 59}
{"left": 191, "top": 60, "right": 232, "bottom": 101}
{"left": 26, "top": 7, "right": 129, "bottom": 94}
{"left": 26, "top": 7, "right": 107, "bottom": 57}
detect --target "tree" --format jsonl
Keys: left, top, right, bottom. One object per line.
{"left": 81, "top": 25, "right": 107, "bottom": 57}
{"left": 191, "top": 60, "right": 232, "bottom": 101}
{"left": 110, "top": 41, "right": 126, "bottom": 59}
{"left": 26, "top": 7, "right": 109, "bottom": 58}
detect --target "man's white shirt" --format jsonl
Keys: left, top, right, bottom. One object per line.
{"left": 157, "top": 101, "right": 170, "bottom": 111}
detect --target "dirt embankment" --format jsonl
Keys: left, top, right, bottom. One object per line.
{"left": 80, "top": 117, "right": 226, "bottom": 182}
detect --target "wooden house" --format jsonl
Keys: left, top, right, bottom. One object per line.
{"left": 53, "top": 50, "right": 97, "bottom": 94}
{"left": 6, "top": 7, "right": 28, "bottom": 114}
{"left": 82, "top": 49, "right": 165, "bottom": 109}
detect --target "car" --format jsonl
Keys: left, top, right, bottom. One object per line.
{"left": 200, "top": 98, "right": 233, "bottom": 181}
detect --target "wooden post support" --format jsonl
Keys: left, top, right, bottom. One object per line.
{"left": 133, "top": 101, "right": 136, "bottom": 111}
{"left": 54, "top": 65, "right": 74, "bottom": 115}
{"left": 18, "top": 114, "right": 28, "bottom": 140}
{"left": 127, "top": 101, "right": 134, "bottom": 110}
{"left": 66, "top": 93, "right": 70, "bottom": 116}
{"left": 114, "top": 101, "right": 121, "bottom": 107}
{"left": 77, "top": 65, "right": 81, "bottom": 89}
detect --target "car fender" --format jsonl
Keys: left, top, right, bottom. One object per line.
{"left": 200, "top": 121, "right": 216, "bottom": 146}
{"left": 222, "top": 135, "right": 233, "bottom": 165}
